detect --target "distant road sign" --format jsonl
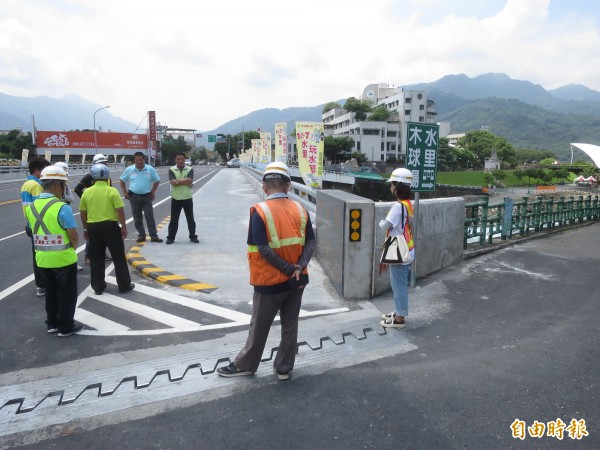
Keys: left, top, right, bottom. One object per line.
{"left": 405, "top": 122, "right": 439, "bottom": 192}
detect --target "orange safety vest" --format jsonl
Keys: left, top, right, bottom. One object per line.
{"left": 247, "top": 199, "right": 308, "bottom": 286}
{"left": 400, "top": 200, "right": 415, "bottom": 250}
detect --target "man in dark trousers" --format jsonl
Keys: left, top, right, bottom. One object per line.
{"left": 166, "top": 152, "right": 198, "bottom": 244}
{"left": 217, "top": 162, "right": 315, "bottom": 381}
{"left": 80, "top": 164, "right": 134, "bottom": 295}
{"left": 21, "top": 156, "right": 51, "bottom": 296}
{"left": 74, "top": 153, "right": 112, "bottom": 265}
{"left": 24, "top": 165, "right": 83, "bottom": 337}
{"left": 119, "top": 151, "right": 162, "bottom": 243}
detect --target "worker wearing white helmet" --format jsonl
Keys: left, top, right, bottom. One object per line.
{"left": 24, "top": 166, "right": 83, "bottom": 337}
{"left": 218, "top": 161, "right": 315, "bottom": 381}
{"left": 53, "top": 162, "right": 76, "bottom": 204}
{"left": 379, "top": 167, "right": 416, "bottom": 329}
{"left": 74, "top": 155, "right": 113, "bottom": 265}
{"left": 92, "top": 153, "right": 109, "bottom": 164}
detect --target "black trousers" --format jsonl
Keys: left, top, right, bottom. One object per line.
{"left": 167, "top": 198, "right": 197, "bottom": 240}
{"left": 26, "top": 225, "right": 44, "bottom": 288}
{"left": 41, "top": 263, "right": 77, "bottom": 333}
{"left": 88, "top": 221, "right": 131, "bottom": 292}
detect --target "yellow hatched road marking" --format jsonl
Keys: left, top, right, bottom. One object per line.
{"left": 180, "top": 282, "right": 218, "bottom": 291}
{"left": 156, "top": 274, "right": 186, "bottom": 282}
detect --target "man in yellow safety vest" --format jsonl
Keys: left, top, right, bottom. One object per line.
{"left": 24, "top": 165, "right": 84, "bottom": 337}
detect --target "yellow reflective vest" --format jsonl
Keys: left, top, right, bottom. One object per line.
{"left": 400, "top": 199, "right": 415, "bottom": 250}
{"left": 247, "top": 199, "right": 308, "bottom": 286}
{"left": 25, "top": 197, "right": 77, "bottom": 268}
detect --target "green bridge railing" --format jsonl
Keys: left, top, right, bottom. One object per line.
{"left": 464, "top": 195, "right": 600, "bottom": 248}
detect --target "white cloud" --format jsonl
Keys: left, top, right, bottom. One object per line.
{"left": 0, "top": 0, "right": 599, "bottom": 130}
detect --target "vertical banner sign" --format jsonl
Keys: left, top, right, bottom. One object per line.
{"left": 251, "top": 139, "right": 260, "bottom": 166}
{"left": 44, "top": 150, "right": 52, "bottom": 161}
{"left": 404, "top": 122, "right": 439, "bottom": 192}
{"left": 295, "top": 121, "right": 324, "bottom": 189}
{"left": 64, "top": 150, "right": 70, "bottom": 163}
{"left": 114, "top": 154, "right": 118, "bottom": 162}
{"left": 260, "top": 132, "right": 271, "bottom": 165}
{"left": 274, "top": 122, "right": 287, "bottom": 163}
{"left": 21, "top": 149, "right": 29, "bottom": 165}
{"left": 121, "top": 156, "right": 126, "bottom": 164}
{"left": 148, "top": 111, "right": 157, "bottom": 141}
{"left": 82, "top": 153, "right": 87, "bottom": 164}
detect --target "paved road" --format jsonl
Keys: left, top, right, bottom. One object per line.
{"left": 1, "top": 217, "right": 597, "bottom": 448}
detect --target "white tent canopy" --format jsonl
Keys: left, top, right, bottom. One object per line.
{"left": 570, "top": 143, "right": 600, "bottom": 167}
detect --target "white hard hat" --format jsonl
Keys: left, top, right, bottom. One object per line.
{"left": 263, "top": 161, "right": 290, "bottom": 181}
{"left": 387, "top": 168, "right": 413, "bottom": 185}
{"left": 54, "top": 162, "right": 69, "bottom": 174}
{"left": 93, "top": 153, "right": 108, "bottom": 163}
{"left": 40, "top": 165, "right": 68, "bottom": 182}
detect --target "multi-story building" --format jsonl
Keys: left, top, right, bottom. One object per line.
{"left": 322, "top": 83, "right": 437, "bottom": 163}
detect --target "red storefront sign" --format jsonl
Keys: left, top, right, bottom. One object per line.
{"left": 36, "top": 131, "right": 148, "bottom": 149}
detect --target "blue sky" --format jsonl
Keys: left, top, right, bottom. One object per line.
{"left": 1, "top": 0, "right": 599, "bottom": 130}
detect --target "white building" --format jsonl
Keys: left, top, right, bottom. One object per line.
{"left": 322, "top": 83, "right": 438, "bottom": 163}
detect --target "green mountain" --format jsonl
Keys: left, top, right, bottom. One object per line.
{"left": 439, "top": 97, "right": 600, "bottom": 160}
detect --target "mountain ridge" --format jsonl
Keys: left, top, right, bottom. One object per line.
{"left": 2, "top": 72, "right": 600, "bottom": 162}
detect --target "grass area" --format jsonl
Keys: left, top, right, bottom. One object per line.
{"left": 435, "top": 170, "right": 575, "bottom": 187}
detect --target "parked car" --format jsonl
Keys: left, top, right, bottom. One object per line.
{"left": 226, "top": 158, "right": 240, "bottom": 168}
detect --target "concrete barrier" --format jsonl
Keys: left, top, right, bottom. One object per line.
{"left": 317, "top": 190, "right": 464, "bottom": 299}
{"left": 241, "top": 169, "right": 466, "bottom": 300}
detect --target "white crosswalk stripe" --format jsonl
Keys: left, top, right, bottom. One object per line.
{"left": 75, "top": 276, "right": 348, "bottom": 336}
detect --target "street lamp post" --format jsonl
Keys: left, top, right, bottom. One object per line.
{"left": 93, "top": 105, "right": 111, "bottom": 154}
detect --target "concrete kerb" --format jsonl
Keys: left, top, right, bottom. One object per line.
{"left": 125, "top": 216, "right": 218, "bottom": 294}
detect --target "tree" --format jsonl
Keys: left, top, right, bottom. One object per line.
{"left": 351, "top": 152, "right": 367, "bottom": 164}
{"left": 523, "top": 168, "right": 545, "bottom": 185}
{"left": 513, "top": 169, "right": 525, "bottom": 184}
{"left": 437, "top": 137, "right": 458, "bottom": 171}
{"left": 0, "top": 129, "right": 35, "bottom": 159}
{"left": 514, "top": 148, "right": 556, "bottom": 164}
{"left": 539, "top": 157, "right": 556, "bottom": 166}
{"left": 553, "top": 168, "right": 570, "bottom": 184}
{"left": 490, "top": 169, "right": 507, "bottom": 186}
{"left": 456, "top": 130, "right": 515, "bottom": 169}
{"left": 322, "top": 101, "right": 341, "bottom": 113}
{"left": 191, "top": 146, "right": 208, "bottom": 163}
{"left": 344, "top": 97, "right": 373, "bottom": 121}
{"left": 324, "top": 135, "right": 354, "bottom": 164}
{"left": 160, "top": 135, "right": 190, "bottom": 165}
{"left": 368, "top": 105, "right": 391, "bottom": 121}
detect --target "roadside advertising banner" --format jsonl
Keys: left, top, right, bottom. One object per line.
{"left": 260, "top": 132, "right": 271, "bottom": 166}
{"left": 274, "top": 123, "right": 287, "bottom": 163}
{"left": 251, "top": 139, "right": 260, "bottom": 166}
{"left": 295, "top": 121, "right": 324, "bottom": 188}
{"left": 64, "top": 150, "right": 70, "bottom": 163}
{"left": 21, "top": 149, "right": 29, "bottom": 165}
{"left": 36, "top": 131, "right": 148, "bottom": 150}
{"left": 44, "top": 150, "right": 51, "bottom": 161}
{"left": 82, "top": 153, "right": 86, "bottom": 164}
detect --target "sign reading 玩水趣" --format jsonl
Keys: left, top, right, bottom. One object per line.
{"left": 260, "top": 132, "right": 271, "bottom": 166}
{"left": 295, "top": 121, "right": 324, "bottom": 188}
{"left": 404, "top": 122, "right": 439, "bottom": 192}
{"left": 274, "top": 122, "right": 287, "bottom": 164}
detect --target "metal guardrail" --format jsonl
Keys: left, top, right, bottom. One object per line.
{"left": 464, "top": 195, "right": 600, "bottom": 248}
{"left": 242, "top": 166, "right": 316, "bottom": 215}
